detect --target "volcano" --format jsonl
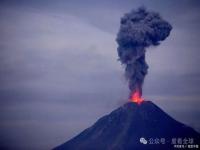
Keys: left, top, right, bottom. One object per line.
{"left": 54, "top": 101, "right": 200, "bottom": 150}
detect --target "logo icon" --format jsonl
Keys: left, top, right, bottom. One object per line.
{"left": 140, "top": 137, "right": 147, "bottom": 144}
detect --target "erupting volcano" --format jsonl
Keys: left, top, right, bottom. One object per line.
{"left": 54, "top": 7, "right": 200, "bottom": 150}
{"left": 54, "top": 102, "right": 200, "bottom": 150}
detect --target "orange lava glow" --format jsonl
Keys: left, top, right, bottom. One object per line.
{"left": 130, "top": 89, "right": 144, "bottom": 104}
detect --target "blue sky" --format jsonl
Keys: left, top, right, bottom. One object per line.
{"left": 0, "top": 0, "right": 200, "bottom": 149}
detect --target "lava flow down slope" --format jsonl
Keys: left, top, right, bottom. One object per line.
{"left": 54, "top": 101, "right": 200, "bottom": 150}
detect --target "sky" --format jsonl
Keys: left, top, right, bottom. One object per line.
{"left": 0, "top": 0, "right": 200, "bottom": 149}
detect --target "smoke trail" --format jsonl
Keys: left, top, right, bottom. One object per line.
{"left": 116, "top": 7, "right": 172, "bottom": 96}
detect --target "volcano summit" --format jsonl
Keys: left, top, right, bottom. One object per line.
{"left": 54, "top": 101, "right": 200, "bottom": 150}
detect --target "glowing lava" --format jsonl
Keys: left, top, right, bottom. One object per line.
{"left": 130, "top": 89, "right": 144, "bottom": 104}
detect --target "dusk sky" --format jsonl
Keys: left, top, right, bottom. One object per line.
{"left": 0, "top": 0, "right": 200, "bottom": 149}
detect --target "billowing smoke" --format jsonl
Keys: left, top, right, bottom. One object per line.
{"left": 116, "top": 7, "right": 172, "bottom": 97}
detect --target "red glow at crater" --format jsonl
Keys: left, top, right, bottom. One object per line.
{"left": 130, "top": 89, "right": 144, "bottom": 104}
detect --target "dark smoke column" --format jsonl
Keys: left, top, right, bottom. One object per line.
{"left": 116, "top": 7, "right": 172, "bottom": 97}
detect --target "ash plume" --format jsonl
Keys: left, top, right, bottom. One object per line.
{"left": 116, "top": 7, "right": 172, "bottom": 96}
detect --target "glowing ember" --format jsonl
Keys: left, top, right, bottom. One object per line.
{"left": 130, "top": 89, "right": 144, "bottom": 104}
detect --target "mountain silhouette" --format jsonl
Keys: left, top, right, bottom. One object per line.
{"left": 54, "top": 101, "right": 200, "bottom": 150}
